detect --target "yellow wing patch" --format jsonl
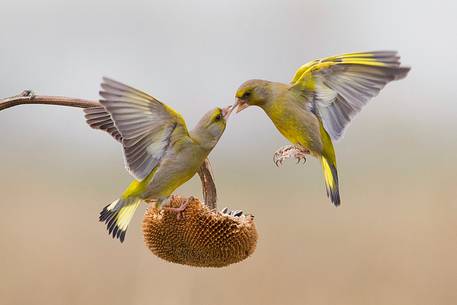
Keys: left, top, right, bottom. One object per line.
{"left": 291, "top": 51, "right": 388, "bottom": 86}
{"left": 289, "top": 51, "right": 409, "bottom": 140}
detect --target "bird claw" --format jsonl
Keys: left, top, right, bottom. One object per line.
{"left": 163, "top": 198, "right": 190, "bottom": 220}
{"left": 274, "top": 158, "right": 283, "bottom": 167}
{"left": 296, "top": 156, "right": 307, "bottom": 164}
{"left": 273, "top": 145, "right": 309, "bottom": 167}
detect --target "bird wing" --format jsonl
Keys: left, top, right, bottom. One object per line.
{"left": 91, "top": 77, "right": 189, "bottom": 181}
{"left": 290, "top": 51, "right": 410, "bottom": 140}
{"left": 84, "top": 106, "right": 123, "bottom": 142}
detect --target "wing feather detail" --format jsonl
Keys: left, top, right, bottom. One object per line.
{"left": 291, "top": 51, "right": 410, "bottom": 140}
{"left": 85, "top": 77, "right": 189, "bottom": 180}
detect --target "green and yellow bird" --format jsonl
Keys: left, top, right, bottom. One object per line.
{"left": 84, "top": 78, "right": 233, "bottom": 242}
{"left": 235, "top": 51, "right": 410, "bottom": 206}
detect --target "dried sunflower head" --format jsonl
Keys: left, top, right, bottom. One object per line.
{"left": 143, "top": 196, "right": 257, "bottom": 267}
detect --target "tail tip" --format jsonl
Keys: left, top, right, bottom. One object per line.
{"left": 331, "top": 191, "right": 341, "bottom": 207}
{"left": 326, "top": 184, "right": 341, "bottom": 207}
{"left": 99, "top": 205, "right": 127, "bottom": 243}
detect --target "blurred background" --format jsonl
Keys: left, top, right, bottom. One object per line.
{"left": 1, "top": 0, "right": 456, "bottom": 304}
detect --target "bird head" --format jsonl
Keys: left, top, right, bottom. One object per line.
{"left": 234, "top": 79, "right": 272, "bottom": 113}
{"left": 192, "top": 105, "right": 233, "bottom": 150}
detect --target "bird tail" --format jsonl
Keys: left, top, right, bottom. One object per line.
{"left": 320, "top": 156, "right": 340, "bottom": 206}
{"left": 99, "top": 196, "right": 142, "bottom": 242}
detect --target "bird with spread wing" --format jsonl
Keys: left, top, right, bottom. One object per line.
{"left": 84, "top": 78, "right": 233, "bottom": 242}
{"left": 234, "top": 51, "right": 410, "bottom": 206}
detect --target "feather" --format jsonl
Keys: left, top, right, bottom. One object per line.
{"left": 291, "top": 51, "right": 411, "bottom": 140}
{"left": 87, "top": 77, "right": 189, "bottom": 180}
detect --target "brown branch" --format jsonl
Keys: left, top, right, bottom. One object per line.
{"left": 197, "top": 159, "right": 217, "bottom": 210}
{"left": 0, "top": 90, "right": 218, "bottom": 207}
{"left": 0, "top": 90, "right": 100, "bottom": 111}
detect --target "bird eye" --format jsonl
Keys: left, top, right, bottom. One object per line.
{"left": 215, "top": 114, "right": 222, "bottom": 121}
{"left": 243, "top": 91, "right": 251, "bottom": 98}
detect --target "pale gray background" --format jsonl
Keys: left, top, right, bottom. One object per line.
{"left": 1, "top": 1, "right": 456, "bottom": 305}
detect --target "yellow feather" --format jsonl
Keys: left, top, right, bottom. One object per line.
{"left": 291, "top": 51, "right": 389, "bottom": 87}
{"left": 116, "top": 199, "right": 141, "bottom": 231}
{"left": 321, "top": 157, "right": 334, "bottom": 189}
{"left": 121, "top": 167, "right": 158, "bottom": 198}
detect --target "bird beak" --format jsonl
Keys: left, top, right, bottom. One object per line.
{"left": 222, "top": 105, "right": 234, "bottom": 120}
{"left": 234, "top": 98, "right": 249, "bottom": 113}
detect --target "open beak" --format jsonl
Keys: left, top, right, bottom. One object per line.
{"left": 221, "top": 104, "right": 234, "bottom": 120}
{"left": 234, "top": 98, "right": 249, "bottom": 113}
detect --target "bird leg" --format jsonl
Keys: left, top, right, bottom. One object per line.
{"left": 163, "top": 197, "right": 190, "bottom": 220}
{"left": 273, "top": 145, "right": 310, "bottom": 167}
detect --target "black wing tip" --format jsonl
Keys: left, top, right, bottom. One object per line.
{"left": 102, "top": 76, "right": 117, "bottom": 84}
{"left": 99, "top": 205, "right": 127, "bottom": 243}
{"left": 394, "top": 66, "right": 411, "bottom": 80}
{"left": 100, "top": 77, "right": 139, "bottom": 94}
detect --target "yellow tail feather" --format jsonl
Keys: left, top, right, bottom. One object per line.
{"left": 321, "top": 156, "right": 340, "bottom": 206}
{"left": 99, "top": 197, "right": 142, "bottom": 242}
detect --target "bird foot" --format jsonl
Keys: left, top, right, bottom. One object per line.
{"left": 163, "top": 198, "right": 190, "bottom": 220}
{"left": 273, "top": 145, "right": 309, "bottom": 167}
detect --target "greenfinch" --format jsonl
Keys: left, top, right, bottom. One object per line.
{"left": 84, "top": 78, "right": 233, "bottom": 242}
{"left": 235, "top": 51, "right": 410, "bottom": 206}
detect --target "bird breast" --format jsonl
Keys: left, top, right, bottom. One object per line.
{"left": 143, "top": 145, "right": 206, "bottom": 199}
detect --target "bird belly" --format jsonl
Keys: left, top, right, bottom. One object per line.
{"left": 265, "top": 102, "right": 323, "bottom": 154}
{"left": 142, "top": 150, "right": 204, "bottom": 200}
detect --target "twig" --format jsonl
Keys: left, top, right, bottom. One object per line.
{"left": 0, "top": 90, "right": 218, "bottom": 207}
{"left": 0, "top": 90, "right": 99, "bottom": 111}
{"left": 197, "top": 159, "right": 217, "bottom": 210}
